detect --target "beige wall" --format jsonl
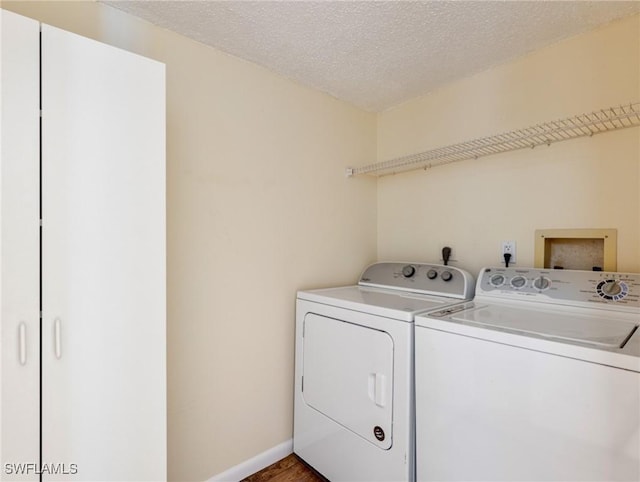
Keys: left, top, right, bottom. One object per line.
{"left": 377, "top": 14, "right": 640, "bottom": 275}
{"left": 1, "top": 1, "right": 377, "bottom": 480}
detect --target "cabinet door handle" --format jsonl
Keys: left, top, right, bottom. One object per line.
{"left": 18, "top": 322, "right": 27, "bottom": 365}
{"left": 54, "top": 318, "right": 62, "bottom": 359}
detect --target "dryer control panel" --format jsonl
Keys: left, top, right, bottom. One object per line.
{"left": 478, "top": 267, "right": 640, "bottom": 311}
{"left": 359, "top": 262, "right": 475, "bottom": 300}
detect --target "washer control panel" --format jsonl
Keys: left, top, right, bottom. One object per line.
{"left": 478, "top": 267, "right": 640, "bottom": 310}
{"left": 359, "top": 262, "right": 475, "bottom": 300}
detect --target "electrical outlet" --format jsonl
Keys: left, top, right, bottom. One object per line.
{"left": 501, "top": 240, "right": 516, "bottom": 264}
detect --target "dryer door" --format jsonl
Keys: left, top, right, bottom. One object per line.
{"left": 302, "top": 313, "right": 394, "bottom": 449}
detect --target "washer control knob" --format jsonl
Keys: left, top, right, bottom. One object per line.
{"left": 426, "top": 269, "right": 438, "bottom": 280}
{"left": 596, "top": 279, "right": 628, "bottom": 300}
{"left": 510, "top": 276, "right": 527, "bottom": 289}
{"left": 601, "top": 280, "right": 622, "bottom": 296}
{"left": 441, "top": 271, "right": 453, "bottom": 282}
{"left": 489, "top": 274, "right": 505, "bottom": 287}
{"left": 533, "top": 276, "right": 551, "bottom": 291}
{"left": 402, "top": 265, "right": 416, "bottom": 278}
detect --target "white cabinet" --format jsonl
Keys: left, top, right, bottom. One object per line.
{"left": 0, "top": 11, "right": 41, "bottom": 481}
{"left": 1, "top": 9, "right": 166, "bottom": 481}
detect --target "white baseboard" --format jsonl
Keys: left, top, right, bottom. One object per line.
{"left": 207, "top": 439, "right": 293, "bottom": 482}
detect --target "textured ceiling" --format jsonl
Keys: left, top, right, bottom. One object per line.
{"left": 102, "top": 1, "right": 640, "bottom": 112}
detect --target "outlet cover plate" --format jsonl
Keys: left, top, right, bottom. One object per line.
{"left": 501, "top": 240, "right": 516, "bottom": 264}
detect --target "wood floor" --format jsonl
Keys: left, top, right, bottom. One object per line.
{"left": 241, "top": 454, "right": 327, "bottom": 482}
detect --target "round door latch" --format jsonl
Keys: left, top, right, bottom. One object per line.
{"left": 373, "top": 426, "right": 385, "bottom": 441}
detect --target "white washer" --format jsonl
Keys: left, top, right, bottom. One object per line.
{"left": 294, "top": 262, "right": 475, "bottom": 482}
{"left": 415, "top": 267, "right": 640, "bottom": 481}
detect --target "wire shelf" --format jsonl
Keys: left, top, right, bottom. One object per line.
{"left": 346, "top": 102, "right": 640, "bottom": 177}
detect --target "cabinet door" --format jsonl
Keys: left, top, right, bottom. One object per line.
{"left": 41, "top": 25, "right": 166, "bottom": 481}
{"left": 0, "top": 10, "right": 41, "bottom": 482}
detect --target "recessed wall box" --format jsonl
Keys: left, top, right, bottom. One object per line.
{"left": 534, "top": 229, "right": 617, "bottom": 272}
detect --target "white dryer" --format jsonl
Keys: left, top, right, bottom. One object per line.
{"left": 415, "top": 267, "right": 640, "bottom": 481}
{"left": 294, "top": 262, "right": 475, "bottom": 482}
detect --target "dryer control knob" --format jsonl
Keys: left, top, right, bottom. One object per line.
{"left": 426, "top": 269, "right": 438, "bottom": 280}
{"left": 510, "top": 276, "right": 527, "bottom": 289}
{"left": 533, "top": 276, "right": 551, "bottom": 291}
{"left": 489, "top": 274, "right": 505, "bottom": 287}
{"left": 441, "top": 271, "right": 453, "bottom": 282}
{"left": 402, "top": 265, "right": 416, "bottom": 278}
